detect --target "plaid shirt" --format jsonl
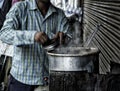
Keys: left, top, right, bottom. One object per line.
{"left": 0, "top": 0, "right": 70, "bottom": 85}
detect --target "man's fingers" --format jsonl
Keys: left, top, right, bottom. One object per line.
{"left": 59, "top": 32, "right": 63, "bottom": 45}
{"left": 34, "top": 32, "right": 49, "bottom": 44}
{"left": 53, "top": 32, "right": 59, "bottom": 39}
{"left": 39, "top": 38, "right": 44, "bottom": 44}
{"left": 42, "top": 35, "right": 47, "bottom": 42}
{"left": 52, "top": 32, "right": 65, "bottom": 45}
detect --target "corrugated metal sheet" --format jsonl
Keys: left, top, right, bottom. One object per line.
{"left": 82, "top": 0, "right": 120, "bottom": 74}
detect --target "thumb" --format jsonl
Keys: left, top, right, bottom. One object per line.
{"left": 59, "top": 32, "right": 64, "bottom": 45}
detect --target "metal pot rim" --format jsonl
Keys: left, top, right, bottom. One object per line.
{"left": 47, "top": 47, "right": 100, "bottom": 57}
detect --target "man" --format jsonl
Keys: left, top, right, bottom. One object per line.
{"left": 0, "top": 0, "right": 71, "bottom": 91}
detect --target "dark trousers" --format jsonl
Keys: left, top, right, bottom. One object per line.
{"left": 8, "top": 75, "right": 38, "bottom": 91}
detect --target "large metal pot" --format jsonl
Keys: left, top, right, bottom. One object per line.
{"left": 47, "top": 47, "right": 99, "bottom": 72}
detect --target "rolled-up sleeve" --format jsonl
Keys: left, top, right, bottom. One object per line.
{"left": 14, "top": 31, "right": 36, "bottom": 46}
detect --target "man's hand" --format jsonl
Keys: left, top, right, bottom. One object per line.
{"left": 34, "top": 32, "right": 49, "bottom": 44}
{"left": 53, "top": 32, "right": 65, "bottom": 45}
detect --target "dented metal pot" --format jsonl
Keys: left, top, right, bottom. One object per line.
{"left": 47, "top": 47, "right": 100, "bottom": 72}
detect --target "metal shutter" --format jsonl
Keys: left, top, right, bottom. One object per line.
{"left": 82, "top": 0, "right": 120, "bottom": 74}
